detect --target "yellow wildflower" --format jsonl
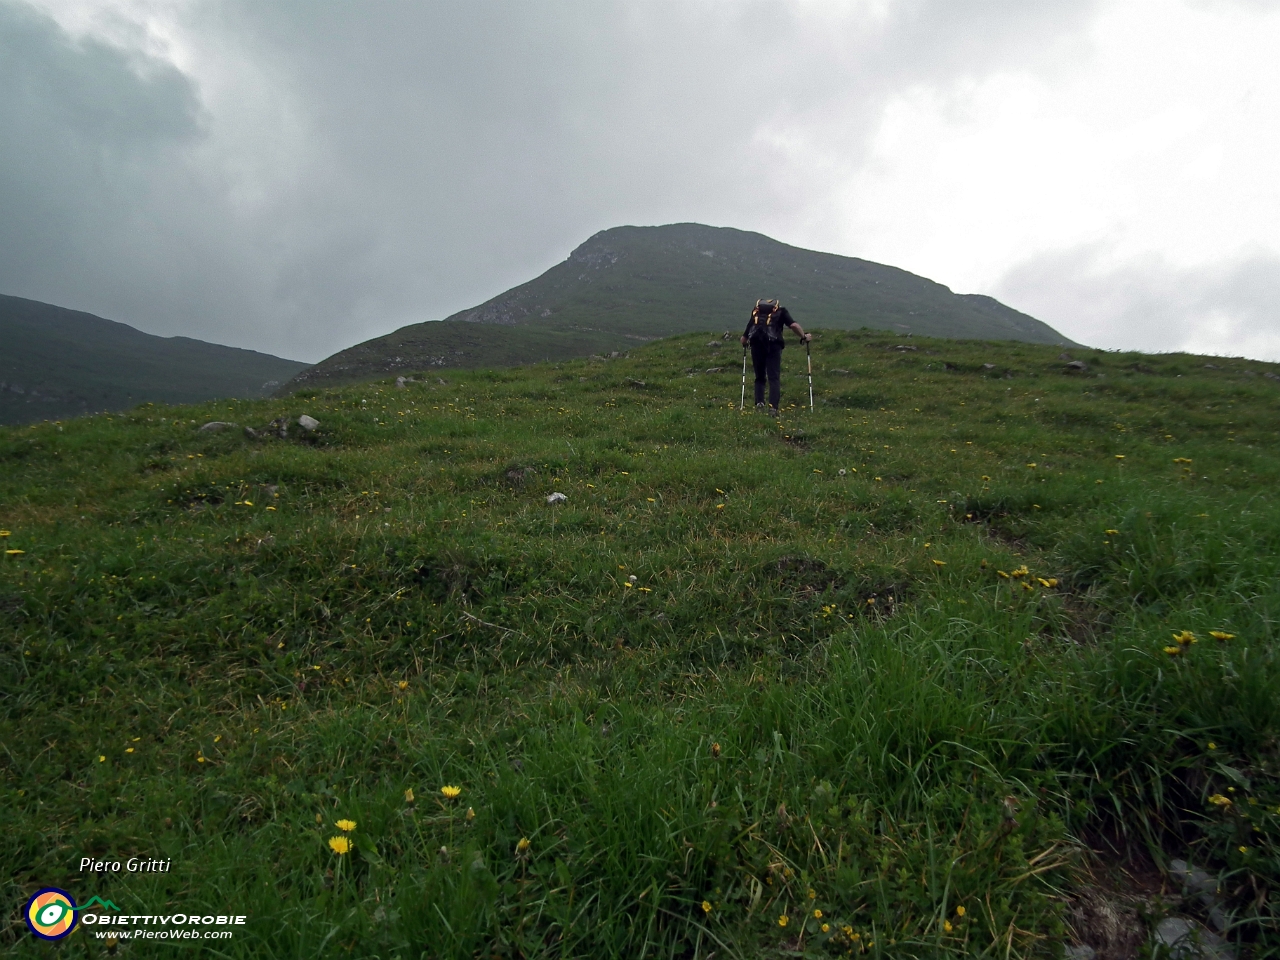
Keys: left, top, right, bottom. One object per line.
{"left": 1208, "top": 794, "right": 1232, "bottom": 807}
{"left": 516, "top": 837, "right": 531, "bottom": 855}
{"left": 1011, "top": 565, "right": 1029, "bottom": 577}
{"left": 1163, "top": 646, "right": 1183, "bottom": 655}
{"left": 398, "top": 680, "right": 409, "bottom": 690}
{"left": 1105, "top": 528, "right": 1119, "bottom": 535}
{"left": 1037, "top": 577, "right": 1058, "bottom": 588}
{"left": 1210, "top": 630, "right": 1234, "bottom": 641}
{"left": 711, "top": 742, "right": 721, "bottom": 758}
{"left": 328, "top": 836, "right": 351, "bottom": 855}
{"left": 0, "top": 530, "right": 9, "bottom": 536}
{"left": 813, "top": 908, "right": 823, "bottom": 919}
{"left": 336, "top": 819, "right": 356, "bottom": 832}
{"left": 5, "top": 549, "right": 25, "bottom": 555}
{"left": 404, "top": 788, "right": 415, "bottom": 803}
{"left": 99, "top": 755, "right": 106, "bottom": 762}
{"left": 944, "top": 920, "right": 953, "bottom": 933}
{"left": 441, "top": 785, "right": 462, "bottom": 799}
{"left": 1172, "top": 630, "right": 1197, "bottom": 645}
{"left": 777, "top": 915, "right": 789, "bottom": 927}
{"left": 931, "top": 559, "right": 946, "bottom": 566}
{"left": 465, "top": 807, "right": 475, "bottom": 821}
{"left": 702, "top": 900, "right": 712, "bottom": 914}
{"left": 997, "top": 570, "right": 1010, "bottom": 578}
{"left": 956, "top": 906, "right": 965, "bottom": 917}
{"left": 1208, "top": 742, "right": 1217, "bottom": 750}
{"left": 821, "top": 922, "right": 829, "bottom": 933}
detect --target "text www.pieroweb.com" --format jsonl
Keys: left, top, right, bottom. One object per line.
{"left": 92, "top": 928, "right": 234, "bottom": 940}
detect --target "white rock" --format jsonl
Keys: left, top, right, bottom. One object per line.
{"left": 297, "top": 415, "right": 320, "bottom": 432}
{"left": 546, "top": 492, "right": 567, "bottom": 504}
{"left": 395, "top": 377, "right": 407, "bottom": 389}
{"left": 1153, "top": 917, "right": 1234, "bottom": 960}
{"left": 199, "top": 421, "right": 238, "bottom": 432}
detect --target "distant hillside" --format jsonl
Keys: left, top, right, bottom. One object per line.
{"left": 0, "top": 295, "right": 310, "bottom": 425}
{"left": 285, "top": 223, "right": 1075, "bottom": 392}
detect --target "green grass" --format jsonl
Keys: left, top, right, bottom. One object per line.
{"left": 4, "top": 331, "right": 1279, "bottom": 958}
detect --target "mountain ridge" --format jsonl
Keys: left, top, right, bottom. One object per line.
{"left": 1, "top": 294, "right": 309, "bottom": 425}
{"left": 285, "top": 223, "right": 1075, "bottom": 392}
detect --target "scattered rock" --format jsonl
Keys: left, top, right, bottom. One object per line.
{"left": 199, "top": 421, "right": 238, "bottom": 432}
{"left": 1265, "top": 372, "right": 1280, "bottom": 381}
{"left": 983, "top": 363, "right": 996, "bottom": 370}
{"left": 1169, "top": 861, "right": 1228, "bottom": 932}
{"left": 437, "top": 378, "right": 448, "bottom": 385}
{"left": 297, "top": 415, "right": 320, "bottom": 432}
{"left": 627, "top": 378, "right": 646, "bottom": 387}
{"left": 722, "top": 331, "right": 733, "bottom": 340}
{"left": 1059, "top": 352, "right": 1073, "bottom": 361}
{"left": 395, "top": 376, "right": 407, "bottom": 388}
{"left": 1062, "top": 946, "right": 1097, "bottom": 960}
{"left": 1203, "top": 363, "right": 1219, "bottom": 370}
{"left": 837, "top": 468, "right": 847, "bottom": 476}
{"left": 706, "top": 340, "right": 722, "bottom": 348}
{"left": 893, "top": 344, "right": 918, "bottom": 352}
{"left": 589, "top": 355, "right": 605, "bottom": 361}
{"left": 609, "top": 351, "right": 619, "bottom": 359}
{"left": 1153, "top": 917, "right": 1234, "bottom": 959}
{"left": 546, "top": 492, "right": 567, "bottom": 504}
{"left": 705, "top": 367, "right": 723, "bottom": 374}
{"left": 243, "top": 426, "right": 259, "bottom": 439}
{"left": 269, "top": 417, "right": 288, "bottom": 439}
{"left": 1065, "top": 360, "right": 1090, "bottom": 372}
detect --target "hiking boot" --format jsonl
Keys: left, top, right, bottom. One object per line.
{"left": 755, "top": 403, "right": 767, "bottom": 413}
{"left": 768, "top": 406, "right": 779, "bottom": 418}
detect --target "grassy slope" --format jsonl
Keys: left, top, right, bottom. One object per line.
{"left": 286, "top": 224, "right": 1073, "bottom": 392}
{"left": 4, "top": 333, "right": 1279, "bottom": 958}
{"left": 0, "top": 294, "right": 310, "bottom": 426}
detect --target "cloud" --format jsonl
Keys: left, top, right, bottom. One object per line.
{"left": 4, "top": 0, "right": 1278, "bottom": 363}
{"left": 996, "top": 246, "right": 1280, "bottom": 361}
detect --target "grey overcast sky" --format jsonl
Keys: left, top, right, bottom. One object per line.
{"left": 3, "top": 0, "right": 1279, "bottom": 363}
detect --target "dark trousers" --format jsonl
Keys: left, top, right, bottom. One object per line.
{"left": 750, "top": 340, "right": 783, "bottom": 409}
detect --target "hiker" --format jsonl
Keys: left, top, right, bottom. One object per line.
{"left": 740, "top": 299, "right": 811, "bottom": 415}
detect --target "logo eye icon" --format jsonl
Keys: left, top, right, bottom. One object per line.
{"left": 25, "top": 888, "right": 79, "bottom": 941}
{"left": 39, "top": 901, "right": 70, "bottom": 925}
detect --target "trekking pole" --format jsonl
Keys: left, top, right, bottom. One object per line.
{"left": 739, "top": 345, "right": 748, "bottom": 411}
{"left": 805, "top": 337, "right": 814, "bottom": 412}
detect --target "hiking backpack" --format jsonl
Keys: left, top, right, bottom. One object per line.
{"left": 747, "top": 299, "right": 783, "bottom": 343}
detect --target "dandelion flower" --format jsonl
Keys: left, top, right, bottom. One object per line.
{"left": 398, "top": 680, "right": 409, "bottom": 690}
{"left": 441, "top": 785, "right": 462, "bottom": 799}
{"left": 336, "top": 819, "right": 357, "bottom": 832}
{"left": 1172, "top": 630, "right": 1197, "bottom": 645}
{"left": 516, "top": 837, "right": 531, "bottom": 856}
{"left": 5, "top": 549, "right": 25, "bottom": 555}
{"left": 997, "top": 570, "right": 1010, "bottom": 578}
{"left": 1163, "top": 646, "right": 1183, "bottom": 655}
{"left": 711, "top": 742, "right": 721, "bottom": 758}
{"left": 99, "top": 755, "right": 106, "bottom": 762}
{"left": 404, "top": 788, "right": 415, "bottom": 803}
{"left": 1209, "top": 794, "right": 1232, "bottom": 807}
{"left": 777, "top": 915, "right": 789, "bottom": 927}
{"left": 0, "top": 530, "right": 9, "bottom": 537}
{"left": 329, "top": 836, "right": 351, "bottom": 855}
{"left": 701, "top": 900, "right": 712, "bottom": 914}
{"left": 1210, "top": 630, "right": 1234, "bottom": 641}
{"left": 931, "top": 559, "right": 946, "bottom": 566}
{"left": 1105, "top": 528, "right": 1119, "bottom": 535}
